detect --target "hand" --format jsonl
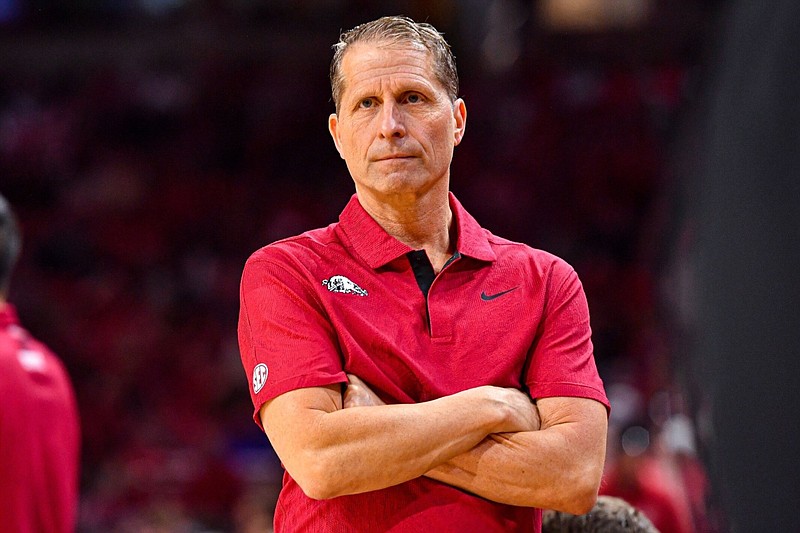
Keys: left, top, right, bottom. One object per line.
{"left": 343, "top": 374, "right": 386, "bottom": 408}
{"left": 483, "top": 386, "right": 540, "bottom": 434}
{"left": 343, "top": 376, "right": 540, "bottom": 434}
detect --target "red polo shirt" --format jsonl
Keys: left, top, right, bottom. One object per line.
{"left": 238, "top": 193, "right": 608, "bottom": 532}
{"left": 0, "top": 304, "right": 81, "bottom": 533}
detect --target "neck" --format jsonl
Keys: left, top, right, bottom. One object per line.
{"left": 356, "top": 184, "right": 455, "bottom": 272}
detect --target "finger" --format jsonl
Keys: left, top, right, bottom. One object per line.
{"left": 342, "top": 388, "right": 356, "bottom": 408}
{"left": 343, "top": 384, "right": 365, "bottom": 408}
{"left": 346, "top": 373, "right": 365, "bottom": 385}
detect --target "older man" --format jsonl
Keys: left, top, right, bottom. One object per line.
{"left": 238, "top": 16, "right": 608, "bottom": 532}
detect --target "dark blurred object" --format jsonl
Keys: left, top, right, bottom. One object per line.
{"left": 684, "top": 0, "right": 800, "bottom": 531}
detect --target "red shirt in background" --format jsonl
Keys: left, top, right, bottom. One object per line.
{"left": 0, "top": 304, "right": 81, "bottom": 533}
{"left": 602, "top": 454, "right": 695, "bottom": 533}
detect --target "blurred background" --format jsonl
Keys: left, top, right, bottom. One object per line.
{"left": 2, "top": 1, "right": 797, "bottom": 532}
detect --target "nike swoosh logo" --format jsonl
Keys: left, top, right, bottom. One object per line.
{"left": 480, "top": 287, "right": 519, "bottom": 301}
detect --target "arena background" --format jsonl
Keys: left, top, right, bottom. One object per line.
{"left": 2, "top": 1, "right": 796, "bottom": 531}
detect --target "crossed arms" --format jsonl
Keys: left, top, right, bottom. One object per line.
{"left": 259, "top": 374, "right": 608, "bottom": 515}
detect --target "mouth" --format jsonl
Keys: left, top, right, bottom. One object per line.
{"left": 375, "top": 154, "right": 415, "bottom": 162}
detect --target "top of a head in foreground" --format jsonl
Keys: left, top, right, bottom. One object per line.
{"left": 542, "top": 495, "right": 661, "bottom": 533}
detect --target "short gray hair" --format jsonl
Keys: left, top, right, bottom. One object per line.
{"left": 542, "top": 496, "right": 660, "bottom": 533}
{"left": 330, "top": 15, "right": 459, "bottom": 113}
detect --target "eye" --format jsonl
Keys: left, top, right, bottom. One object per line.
{"left": 359, "top": 98, "right": 374, "bottom": 109}
{"left": 406, "top": 93, "right": 422, "bottom": 104}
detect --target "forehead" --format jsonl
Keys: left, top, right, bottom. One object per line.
{"left": 340, "top": 41, "right": 439, "bottom": 95}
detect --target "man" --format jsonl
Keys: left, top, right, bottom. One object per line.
{"left": 238, "top": 16, "right": 609, "bottom": 532}
{"left": 0, "top": 193, "right": 81, "bottom": 533}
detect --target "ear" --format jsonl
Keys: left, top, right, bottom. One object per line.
{"left": 452, "top": 98, "right": 467, "bottom": 146}
{"left": 328, "top": 113, "right": 345, "bottom": 159}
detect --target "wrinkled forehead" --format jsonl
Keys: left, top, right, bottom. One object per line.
{"left": 342, "top": 39, "right": 432, "bottom": 69}
{"left": 339, "top": 41, "right": 438, "bottom": 91}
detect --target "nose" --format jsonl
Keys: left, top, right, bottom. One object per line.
{"left": 378, "top": 101, "right": 405, "bottom": 139}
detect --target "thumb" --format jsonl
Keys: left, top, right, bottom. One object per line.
{"left": 347, "top": 373, "right": 365, "bottom": 385}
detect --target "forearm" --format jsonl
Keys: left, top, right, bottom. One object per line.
{"left": 305, "top": 397, "right": 497, "bottom": 497}
{"left": 262, "top": 385, "right": 531, "bottom": 499}
{"left": 426, "top": 400, "right": 608, "bottom": 514}
{"left": 426, "top": 430, "right": 595, "bottom": 510}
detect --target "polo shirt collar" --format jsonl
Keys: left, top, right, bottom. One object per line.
{"left": 450, "top": 192, "right": 496, "bottom": 263}
{"left": 338, "top": 192, "right": 496, "bottom": 269}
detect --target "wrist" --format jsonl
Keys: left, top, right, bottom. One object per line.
{"left": 460, "top": 386, "right": 514, "bottom": 433}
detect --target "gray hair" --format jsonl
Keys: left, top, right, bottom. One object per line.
{"left": 542, "top": 496, "right": 661, "bottom": 533}
{"left": 330, "top": 15, "right": 459, "bottom": 113}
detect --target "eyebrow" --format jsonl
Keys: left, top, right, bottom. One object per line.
{"left": 347, "top": 78, "right": 436, "bottom": 102}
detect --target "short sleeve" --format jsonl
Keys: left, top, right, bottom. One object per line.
{"left": 238, "top": 248, "right": 347, "bottom": 429}
{"left": 525, "top": 260, "right": 609, "bottom": 411}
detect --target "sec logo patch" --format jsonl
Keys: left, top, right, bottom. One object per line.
{"left": 252, "top": 363, "right": 269, "bottom": 393}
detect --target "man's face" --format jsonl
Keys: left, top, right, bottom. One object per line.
{"left": 328, "top": 41, "right": 466, "bottom": 202}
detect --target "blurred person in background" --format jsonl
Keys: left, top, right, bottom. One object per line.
{"left": 238, "top": 15, "right": 608, "bottom": 532}
{"left": 0, "top": 193, "right": 81, "bottom": 533}
{"left": 600, "top": 422, "right": 693, "bottom": 533}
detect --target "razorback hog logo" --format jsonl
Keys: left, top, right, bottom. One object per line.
{"left": 322, "top": 275, "right": 368, "bottom": 296}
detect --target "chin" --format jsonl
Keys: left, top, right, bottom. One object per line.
{"left": 372, "top": 177, "right": 439, "bottom": 198}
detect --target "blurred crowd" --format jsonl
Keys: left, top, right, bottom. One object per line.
{"left": 1, "top": 1, "right": 719, "bottom": 531}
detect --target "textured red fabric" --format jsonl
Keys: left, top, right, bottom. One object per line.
{"left": 238, "top": 194, "right": 608, "bottom": 532}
